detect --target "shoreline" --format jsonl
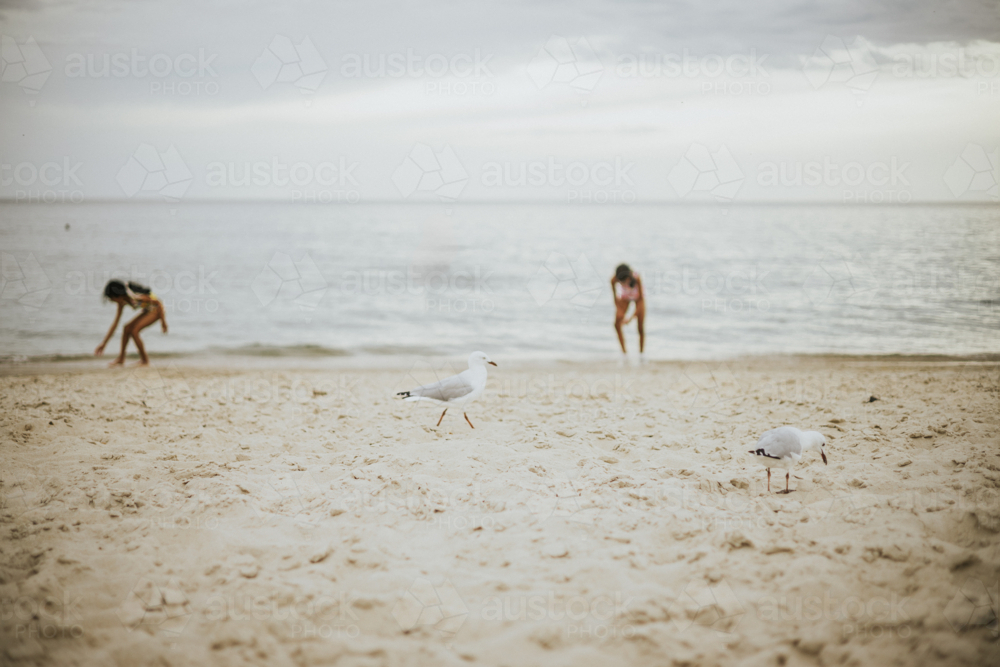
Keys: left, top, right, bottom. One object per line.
{"left": 2, "top": 350, "right": 999, "bottom": 377}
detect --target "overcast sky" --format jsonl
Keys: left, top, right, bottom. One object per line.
{"left": 1, "top": 0, "right": 999, "bottom": 203}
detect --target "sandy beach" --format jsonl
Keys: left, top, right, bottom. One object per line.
{"left": 1, "top": 356, "right": 998, "bottom": 666}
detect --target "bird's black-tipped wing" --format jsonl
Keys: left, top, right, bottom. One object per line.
{"left": 750, "top": 427, "right": 802, "bottom": 460}
{"left": 396, "top": 373, "right": 474, "bottom": 402}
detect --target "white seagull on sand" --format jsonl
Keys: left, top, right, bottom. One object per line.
{"left": 396, "top": 351, "right": 497, "bottom": 428}
{"left": 748, "top": 426, "right": 828, "bottom": 493}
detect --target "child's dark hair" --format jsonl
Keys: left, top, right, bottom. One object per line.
{"left": 615, "top": 264, "right": 634, "bottom": 285}
{"left": 103, "top": 279, "right": 150, "bottom": 300}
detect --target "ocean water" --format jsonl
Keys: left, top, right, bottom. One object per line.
{"left": 0, "top": 202, "right": 997, "bottom": 363}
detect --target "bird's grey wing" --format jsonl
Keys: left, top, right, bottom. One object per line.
{"left": 754, "top": 428, "right": 801, "bottom": 459}
{"left": 401, "top": 373, "right": 474, "bottom": 401}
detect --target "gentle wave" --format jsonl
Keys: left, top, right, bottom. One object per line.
{"left": 213, "top": 343, "right": 352, "bottom": 358}
{"left": 3, "top": 347, "right": 998, "bottom": 367}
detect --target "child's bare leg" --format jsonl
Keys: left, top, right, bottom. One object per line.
{"left": 614, "top": 302, "right": 629, "bottom": 353}
{"left": 132, "top": 330, "right": 149, "bottom": 366}
{"left": 111, "top": 316, "right": 140, "bottom": 366}
{"left": 110, "top": 340, "right": 126, "bottom": 365}
{"left": 129, "top": 311, "right": 160, "bottom": 366}
{"left": 636, "top": 301, "right": 646, "bottom": 353}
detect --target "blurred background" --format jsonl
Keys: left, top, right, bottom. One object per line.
{"left": 1, "top": 0, "right": 998, "bottom": 362}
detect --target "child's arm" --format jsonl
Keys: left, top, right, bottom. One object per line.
{"left": 159, "top": 302, "right": 168, "bottom": 333}
{"left": 610, "top": 278, "right": 621, "bottom": 308}
{"left": 95, "top": 303, "right": 124, "bottom": 356}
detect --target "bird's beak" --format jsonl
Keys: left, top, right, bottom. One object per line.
{"left": 488, "top": 361, "right": 497, "bottom": 366}
{"left": 821, "top": 451, "right": 828, "bottom": 465}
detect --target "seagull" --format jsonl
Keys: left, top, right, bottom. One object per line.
{"left": 748, "top": 426, "right": 828, "bottom": 493}
{"left": 396, "top": 351, "right": 497, "bottom": 428}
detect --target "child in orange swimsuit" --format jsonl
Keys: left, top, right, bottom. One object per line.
{"left": 95, "top": 280, "right": 168, "bottom": 367}
{"left": 611, "top": 264, "right": 645, "bottom": 363}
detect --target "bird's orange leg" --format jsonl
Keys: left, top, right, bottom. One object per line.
{"left": 777, "top": 472, "right": 792, "bottom": 494}
{"left": 464, "top": 413, "right": 475, "bottom": 429}
{"left": 436, "top": 409, "right": 447, "bottom": 426}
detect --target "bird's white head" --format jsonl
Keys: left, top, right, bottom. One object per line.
{"left": 803, "top": 430, "right": 828, "bottom": 464}
{"left": 468, "top": 351, "right": 497, "bottom": 368}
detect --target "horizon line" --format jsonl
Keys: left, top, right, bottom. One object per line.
{"left": 1, "top": 197, "right": 997, "bottom": 206}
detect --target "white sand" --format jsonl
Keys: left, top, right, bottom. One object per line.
{"left": 2, "top": 358, "right": 999, "bottom": 666}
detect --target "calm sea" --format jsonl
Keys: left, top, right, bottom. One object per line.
{"left": 1, "top": 202, "right": 997, "bottom": 364}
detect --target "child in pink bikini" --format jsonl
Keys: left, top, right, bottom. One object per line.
{"left": 611, "top": 263, "right": 645, "bottom": 363}
{"left": 94, "top": 280, "right": 168, "bottom": 367}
